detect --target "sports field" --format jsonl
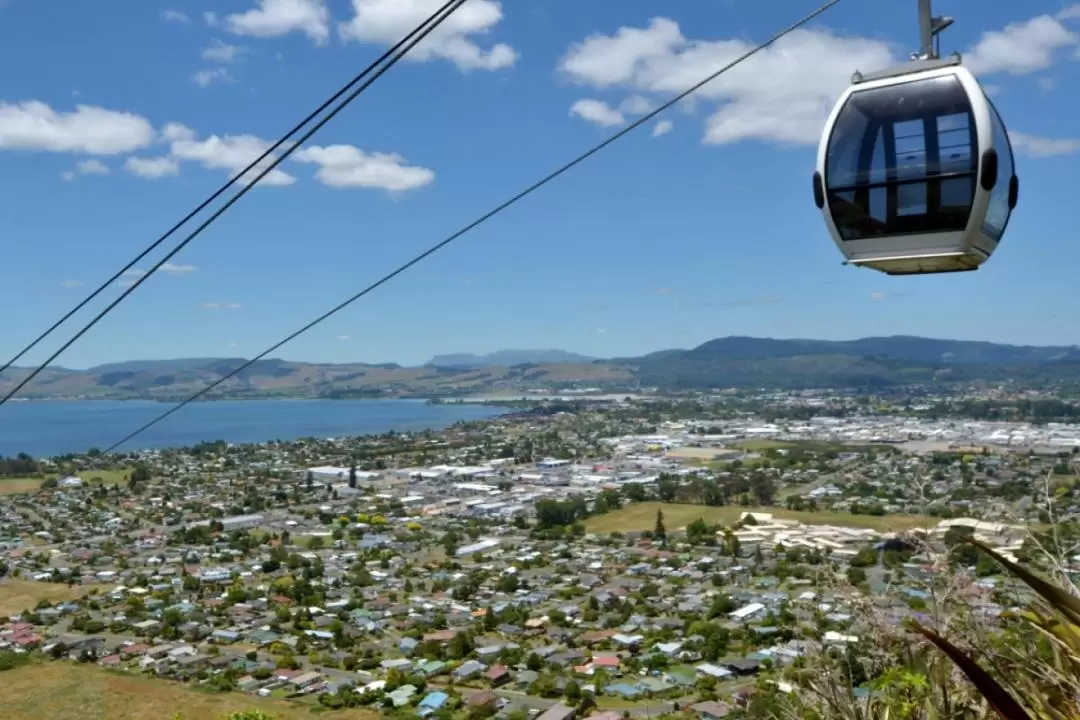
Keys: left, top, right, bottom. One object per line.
{"left": 0, "top": 580, "right": 113, "bottom": 617}
{"left": 0, "top": 468, "right": 131, "bottom": 496}
{"left": 583, "top": 501, "right": 935, "bottom": 534}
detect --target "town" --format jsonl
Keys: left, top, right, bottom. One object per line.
{"left": 1, "top": 392, "right": 1077, "bottom": 719}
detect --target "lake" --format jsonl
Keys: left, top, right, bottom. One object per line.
{"left": 0, "top": 399, "right": 505, "bottom": 457}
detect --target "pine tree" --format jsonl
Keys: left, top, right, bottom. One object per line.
{"left": 654, "top": 509, "right": 666, "bottom": 540}
{"left": 348, "top": 464, "right": 357, "bottom": 489}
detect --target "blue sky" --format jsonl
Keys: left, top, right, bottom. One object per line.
{"left": 2, "top": 0, "right": 1079, "bottom": 369}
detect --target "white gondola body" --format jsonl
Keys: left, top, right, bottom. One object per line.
{"left": 814, "top": 58, "right": 1017, "bottom": 275}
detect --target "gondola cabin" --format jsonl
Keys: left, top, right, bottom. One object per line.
{"left": 813, "top": 56, "right": 1018, "bottom": 275}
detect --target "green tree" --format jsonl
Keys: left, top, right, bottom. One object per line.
{"left": 654, "top": 509, "right": 666, "bottom": 540}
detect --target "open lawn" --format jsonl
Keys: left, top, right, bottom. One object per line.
{"left": 583, "top": 501, "right": 936, "bottom": 534}
{"left": 0, "top": 478, "right": 45, "bottom": 495}
{"left": 0, "top": 662, "right": 377, "bottom": 720}
{"left": 0, "top": 468, "right": 131, "bottom": 496}
{"left": 0, "top": 580, "right": 112, "bottom": 617}
{"left": 732, "top": 438, "right": 898, "bottom": 453}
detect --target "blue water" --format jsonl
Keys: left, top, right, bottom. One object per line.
{"left": 0, "top": 400, "right": 504, "bottom": 457}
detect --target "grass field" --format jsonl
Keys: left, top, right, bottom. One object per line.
{"left": 0, "top": 662, "right": 377, "bottom": 720}
{"left": 0, "top": 468, "right": 131, "bottom": 496}
{"left": 583, "top": 501, "right": 935, "bottom": 534}
{"left": 0, "top": 580, "right": 111, "bottom": 617}
{"left": 732, "top": 439, "right": 897, "bottom": 453}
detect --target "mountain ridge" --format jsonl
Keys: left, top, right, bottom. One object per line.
{"left": 428, "top": 349, "right": 596, "bottom": 368}
{"left": 3, "top": 335, "right": 1079, "bottom": 400}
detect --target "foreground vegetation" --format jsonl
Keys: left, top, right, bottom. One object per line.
{"left": 0, "top": 662, "right": 375, "bottom": 720}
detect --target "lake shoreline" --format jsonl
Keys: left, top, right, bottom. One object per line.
{"left": 0, "top": 399, "right": 506, "bottom": 458}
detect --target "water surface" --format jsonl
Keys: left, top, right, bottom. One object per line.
{"left": 0, "top": 399, "right": 503, "bottom": 457}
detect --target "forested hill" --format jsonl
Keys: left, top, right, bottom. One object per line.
{"left": 619, "top": 335, "right": 1080, "bottom": 390}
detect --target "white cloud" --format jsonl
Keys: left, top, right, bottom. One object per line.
{"left": 1009, "top": 131, "right": 1080, "bottom": 157}
{"left": 204, "top": 11, "right": 220, "bottom": 26}
{"left": 163, "top": 9, "right": 190, "bottom": 23}
{"left": 619, "top": 95, "right": 655, "bottom": 115}
{"left": 963, "top": 14, "right": 1076, "bottom": 75}
{"left": 202, "top": 39, "right": 246, "bottom": 62}
{"left": 60, "top": 280, "right": 84, "bottom": 288}
{"left": 76, "top": 159, "right": 110, "bottom": 175}
{"left": 161, "top": 262, "right": 197, "bottom": 275}
{"left": 202, "top": 301, "right": 241, "bottom": 310}
{"left": 652, "top": 119, "right": 673, "bottom": 137}
{"left": 62, "top": 159, "right": 110, "bottom": 181}
{"left": 339, "top": 0, "right": 516, "bottom": 71}
{"left": 569, "top": 99, "right": 626, "bottom": 127}
{"left": 117, "top": 269, "right": 145, "bottom": 287}
{"left": 595, "top": 328, "right": 607, "bottom": 334}
{"left": 227, "top": 0, "right": 329, "bottom": 44}
{"left": 192, "top": 68, "right": 235, "bottom": 87}
{"left": 870, "top": 292, "right": 887, "bottom": 300}
{"left": 168, "top": 128, "right": 296, "bottom": 186}
{"left": 293, "top": 144, "right": 434, "bottom": 192}
{"left": 0, "top": 101, "right": 155, "bottom": 155}
{"left": 337, "top": 334, "right": 350, "bottom": 341}
{"left": 125, "top": 156, "right": 180, "bottom": 179}
{"left": 162, "top": 122, "right": 196, "bottom": 142}
{"left": 558, "top": 19, "right": 894, "bottom": 146}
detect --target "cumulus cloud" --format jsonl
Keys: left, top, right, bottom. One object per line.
{"left": 339, "top": 0, "right": 516, "bottom": 71}
{"left": 0, "top": 101, "right": 155, "bottom": 155}
{"left": 62, "top": 158, "right": 111, "bottom": 181}
{"left": 1009, "top": 131, "right": 1080, "bottom": 157}
{"left": 569, "top": 99, "right": 626, "bottom": 127}
{"left": 227, "top": 0, "right": 329, "bottom": 44}
{"left": 162, "top": 9, "right": 190, "bottom": 23}
{"left": 161, "top": 262, "right": 197, "bottom": 275}
{"left": 558, "top": 18, "right": 894, "bottom": 146}
{"left": 202, "top": 39, "right": 246, "bottom": 62}
{"left": 204, "top": 11, "right": 220, "bottom": 26}
{"left": 166, "top": 124, "right": 296, "bottom": 186}
{"left": 293, "top": 144, "right": 434, "bottom": 192}
{"left": 963, "top": 14, "right": 1076, "bottom": 75}
{"left": 124, "top": 156, "right": 180, "bottom": 179}
{"left": 652, "top": 119, "right": 673, "bottom": 137}
{"left": 192, "top": 68, "right": 235, "bottom": 87}
{"left": 619, "top": 95, "right": 656, "bottom": 115}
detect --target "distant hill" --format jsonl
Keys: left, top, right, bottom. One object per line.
{"left": 0, "top": 356, "right": 629, "bottom": 401}
{"left": 5, "top": 336, "right": 1080, "bottom": 400}
{"left": 429, "top": 349, "right": 596, "bottom": 368}
{"left": 622, "top": 336, "right": 1080, "bottom": 389}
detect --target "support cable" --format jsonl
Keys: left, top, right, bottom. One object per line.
{"left": 0, "top": 0, "right": 470, "bottom": 407}
{"left": 101, "top": 0, "right": 843, "bottom": 454}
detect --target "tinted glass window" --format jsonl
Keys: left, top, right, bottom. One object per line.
{"left": 982, "top": 97, "right": 1014, "bottom": 242}
{"left": 825, "top": 74, "right": 978, "bottom": 241}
